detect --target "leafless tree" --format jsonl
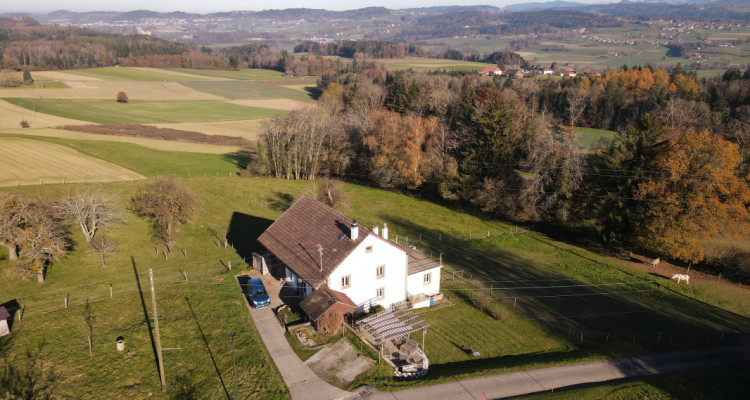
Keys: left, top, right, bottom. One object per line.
{"left": 81, "top": 299, "right": 96, "bottom": 357}
{"left": 317, "top": 309, "right": 343, "bottom": 335}
{"left": 55, "top": 188, "right": 120, "bottom": 244}
{"left": 89, "top": 234, "right": 118, "bottom": 267}
{"left": 566, "top": 88, "right": 587, "bottom": 135}
{"left": 16, "top": 202, "right": 69, "bottom": 282}
{"left": 131, "top": 177, "right": 198, "bottom": 253}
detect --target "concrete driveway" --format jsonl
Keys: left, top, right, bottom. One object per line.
{"left": 239, "top": 272, "right": 356, "bottom": 400}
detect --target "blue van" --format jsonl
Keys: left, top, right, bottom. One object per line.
{"left": 248, "top": 278, "right": 270, "bottom": 308}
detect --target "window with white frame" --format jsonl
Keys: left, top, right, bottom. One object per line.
{"left": 376, "top": 287, "right": 385, "bottom": 299}
{"left": 423, "top": 272, "right": 431, "bottom": 285}
{"left": 376, "top": 265, "right": 385, "bottom": 278}
{"left": 365, "top": 245, "right": 373, "bottom": 253}
{"left": 341, "top": 275, "right": 351, "bottom": 289}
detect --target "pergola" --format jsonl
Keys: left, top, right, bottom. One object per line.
{"left": 357, "top": 307, "right": 429, "bottom": 346}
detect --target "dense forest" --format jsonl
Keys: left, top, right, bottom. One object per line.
{"left": 250, "top": 61, "right": 750, "bottom": 278}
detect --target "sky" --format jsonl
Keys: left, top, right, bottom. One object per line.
{"left": 2, "top": 0, "right": 612, "bottom": 14}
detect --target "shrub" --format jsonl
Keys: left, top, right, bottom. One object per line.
{"left": 471, "top": 296, "right": 489, "bottom": 310}
{"left": 19, "top": 120, "right": 30, "bottom": 128}
{"left": 22, "top": 68, "right": 33, "bottom": 84}
{"left": 488, "top": 305, "right": 506, "bottom": 321}
{"left": 116, "top": 91, "right": 128, "bottom": 103}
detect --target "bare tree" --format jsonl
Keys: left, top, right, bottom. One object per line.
{"left": 566, "top": 88, "right": 588, "bottom": 136}
{"left": 55, "top": 188, "right": 119, "bottom": 244}
{"left": 131, "top": 177, "right": 198, "bottom": 253}
{"left": 11, "top": 200, "right": 69, "bottom": 282}
{"left": 89, "top": 234, "right": 118, "bottom": 267}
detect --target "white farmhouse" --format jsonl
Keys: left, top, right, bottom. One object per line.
{"left": 256, "top": 196, "right": 442, "bottom": 314}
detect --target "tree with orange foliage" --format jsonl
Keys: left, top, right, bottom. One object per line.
{"left": 635, "top": 129, "right": 750, "bottom": 263}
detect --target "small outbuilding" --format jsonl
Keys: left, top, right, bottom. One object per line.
{"left": 0, "top": 306, "right": 11, "bottom": 337}
{"left": 299, "top": 284, "right": 357, "bottom": 331}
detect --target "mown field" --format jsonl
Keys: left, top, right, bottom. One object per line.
{"left": 0, "top": 137, "right": 144, "bottom": 186}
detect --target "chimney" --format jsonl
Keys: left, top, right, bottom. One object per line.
{"left": 372, "top": 225, "right": 379, "bottom": 236}
{"left": 382, "top": 223, "right": 389, "bottom": 240}
{"left": 350, "top": 220, "right": 359, "bottom": 240}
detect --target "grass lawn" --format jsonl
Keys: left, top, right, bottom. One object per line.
{"left": 2, "top": 177, "right": 748, "bottom": 398}
{"left": 168, "top": 68, "right": 286, "bottom": 80}
{"left": 574, "top": 127, "right": 615, "bottom": 150}
{"left": 4, "top": 98, "right": 286, "bottom": 124}
{"left": 62, "top": 67, "right": 213, "bottom": 81}
{"left": 180, "top": 81, "right": 314, "bottom": 101}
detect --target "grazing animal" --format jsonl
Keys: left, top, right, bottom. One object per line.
{"left": 650, "top": 258, "right": 660, "bottom": 267}
{"left": 671, "top": 274, "right": 690, "bottom": 285}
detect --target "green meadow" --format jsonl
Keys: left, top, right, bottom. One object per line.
{"left": 4, "top": 98, "right": 285, "bottom": 124}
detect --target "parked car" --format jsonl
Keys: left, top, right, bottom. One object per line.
{"left": 248, "top": 278, "right": 270, "bottom": 308}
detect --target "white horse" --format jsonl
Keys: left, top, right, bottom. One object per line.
{"left": 650, "top": 258, "right": 660, "bottom": 267}
{"left": 671, "top": 274, "right": 690, "bottom": 285}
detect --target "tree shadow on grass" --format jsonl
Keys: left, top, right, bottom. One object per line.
{"left": 381, "top": 216, "right": 750, "bottom": 352}
{"left": 184, "top": 296, "right": 231, "bottom": 400}
{"left": 266, "top": 191, "right": 295, "bottom": 212}
{"left": 222, "top": 149, "right": 254, "bottom": 171}
{"left": 0, "top": 342, "right": 60, "bottom": 400}
{"left": 131, "top": 257, "right": 161, "bottom": 386}
{"left": 226, "top": 212, "right": 275, "bottom": 260}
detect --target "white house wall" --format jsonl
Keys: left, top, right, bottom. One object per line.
{"left": 407, "top": 266, "right": 442, "bottom": 297}
{"left": 327, "top": 233, "right": 407, "bottom": 312}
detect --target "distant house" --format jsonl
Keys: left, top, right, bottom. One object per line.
{"left": 0, "top": 306, "right": 10, "bottom": 337}
{"left": 583, "top": 68, "right": 601, "bottom": 77}
{"left": 480, "top": 66, "right": 503, "bottom": 76}
{"left": 689, "top": 53, "right": 702, "bottom": 60}
{"left": 542, "top": 68, "right": 554, "bottom": 75}
{"left": 502, "top": 68, "right": 525, "bottom": 78}
{"left": 560, "top": 68, "right": 577, "bottom": 77}
{"left": 257, "top": 196, "right": 442, "bottom": 319}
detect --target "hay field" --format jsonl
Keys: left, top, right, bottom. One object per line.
{"left": 0, "top": 99, "right": 89, "bottom": 129}
{"left": 2, "top": 128, "right": 242, "bottom": 154}
{"left": 0, "top": 137, "right": 144, "bottom": 186}
{"left": 168, "top": 68, "right": 286, "bottom": 80}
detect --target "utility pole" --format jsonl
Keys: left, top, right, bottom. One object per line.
{"left": 232, "top": 332, "right": 239, "bottom": 400}
{"left": 149, "top": 268, "right": 166, "bottom": 392}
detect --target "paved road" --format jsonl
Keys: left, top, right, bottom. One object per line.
{"left": 240, "top": 273, "right": 356, "bottom": 400}
{"left": 366, "top": 343, "right": 750, "bottom": 399}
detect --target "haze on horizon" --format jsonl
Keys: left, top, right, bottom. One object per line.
{"left": 2, "top": 0, "right": 615, "bottom": 14}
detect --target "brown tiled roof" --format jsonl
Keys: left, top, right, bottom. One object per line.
{"left": 299, "top": 284, "right": 357, "bottom": 321}
{"left": 0, "top": 306, "right": 10, "bottom": 321}
{"left": 258, "top": 195, "right": 370, "bottom": 288}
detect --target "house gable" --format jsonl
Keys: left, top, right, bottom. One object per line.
{"left": 327, "top": 233, "right": 408, "bottom": 311}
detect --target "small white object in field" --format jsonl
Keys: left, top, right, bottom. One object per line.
{"left": 671, "top": 274, "right": 690, "bottom": 285}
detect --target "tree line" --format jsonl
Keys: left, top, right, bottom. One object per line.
{"left": 250, "top": 61, "right": 750, "bottom": 275}
{"left": 294, "top": 40, "right": 427, "bottom": 59}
